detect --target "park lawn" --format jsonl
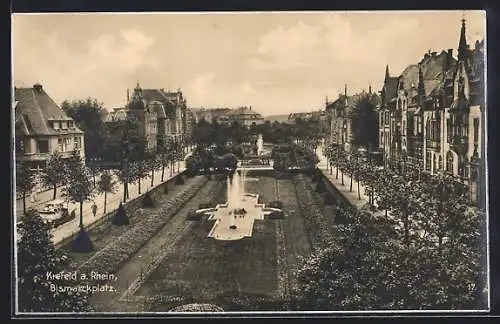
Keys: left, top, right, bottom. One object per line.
{"left": 276, "top": 178, "right": 312, "bottom": 291}
{"left": 136, "top": 219, "right": 278, "bottom": 301}
{"left": 61, "top": 176, "right": 201, "bottom": 268}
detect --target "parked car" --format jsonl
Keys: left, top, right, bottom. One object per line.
{"left": 36, "top": 199, "right": 73, "bottom": 228}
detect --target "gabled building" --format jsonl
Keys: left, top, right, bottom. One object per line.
{"left": 377, "top": 19, "right": 485, "bottom": 203}
{"left": 14, "top": 83, "right": 85, "bottom": 170}
{"left": 104, "top": 83, "right": 190, "bottom": 154}
{"left": 225, "top": 106, "right": 265, "bottom": 127}
{"left": 326, "top": 85, "right": 379, "bottom": 153}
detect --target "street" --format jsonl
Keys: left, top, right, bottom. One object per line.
{"left": 14, "top": 163, "right": 185, "bottom": 245}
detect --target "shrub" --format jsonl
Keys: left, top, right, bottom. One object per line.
{"left": 141, "top": 191, "right": 155, "bottom": 208}
{"left": 77, "top": 178, "right": 208, "bottom": 286}
{"left": 112, "top": 202, "right": 130, "bottom": 226}
{"left": 186, "top": 210, "right": 202, "bottom": 221}
{"left": 268, "top": 201, "right": 283, "bottom": 209}
{"left": 175, "top": 175, "right": 185, "bottom": 185}
{"left": 267, "top": 210, "right": 285, "bottom": 219}
{"left": 324, "top": 194, "right": 336, "bottom": 206}
{"left": 199, "top": 201, "right": 214, "bottom": 209}
{"left": 315, "top": 180, "right": 327, "bottom": 193}
{"left": 170, "top": 303, "right": 224, "bottom": 312}
{"left": 71, "top": 228, "right": 95, "bottom": 253}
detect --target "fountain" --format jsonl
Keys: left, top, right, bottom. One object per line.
{"left": 191, "top": 166, "right": 284, "bottom": 241}
{"left": 256, "top": 134, "right": 264, "bottom": 156}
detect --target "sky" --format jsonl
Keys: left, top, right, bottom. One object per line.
{"left": 12, "top": 11, "right": 486, "bottom": 116}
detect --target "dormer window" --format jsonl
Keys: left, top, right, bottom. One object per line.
{"left": 61, "top": 121, "right": 67, "bottom": 129}
{"left": 53, "top": 121, "right": 60, "bottom": 130}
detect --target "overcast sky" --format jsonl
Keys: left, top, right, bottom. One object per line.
{"left": 12, "top": 11, "right": 485, "bottom": 116}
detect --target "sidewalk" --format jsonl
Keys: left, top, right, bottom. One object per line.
{"left": 316, "top": 145, "right": 370, "bottom": 210}
{"left": 49, "top": 162, "right": 185, "bottom": 245}
{"left": 15, "top": 174, "right": 105, "bottom": 222}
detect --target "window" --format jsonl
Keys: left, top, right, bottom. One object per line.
{"left": 426, "top": 152, "right": 432, "bottom": 171}
{"left": 473, "top": 118, "right": 480, "bottom": 143}
{"left": 74, "top": 137, "right": 80, "bottom": 149}
{"left": 58, "top": 138, "right": 63, "bottom": 152}
{"left": 446, "top": 151, "right": 454, "bottom": 174}
{"left": 37, "top": 140, "right": 49, "bottom": 153}
{"left": 53, "top": 121, "right": 60, "bottom": 130}
{"left": 447, "top": 118, "right": 452, "bottom": 142}
{"left": 61, "top": 121, "right": 67, "bottom": 129}
{"left": 433, "top": 155, "right": 437, "bottom": 173}
{"left": 438, "top": 155, "right": 443, "bottom": 171}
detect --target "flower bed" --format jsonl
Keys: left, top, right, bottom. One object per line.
{"left": 76, "top": 176, "right": 209, "bottom": 283}
{"left": 293, "top": 174, "right": 333, "bottom": 250}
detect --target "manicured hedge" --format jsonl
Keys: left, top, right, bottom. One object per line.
{"left": 77, "top": 177, "right": 208, "bottom": 284}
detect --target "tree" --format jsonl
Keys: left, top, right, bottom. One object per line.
{"left": 158, "top": 140, "right": 172, "bottom": 182}
{"left": 61, "top": 98, "right": 106, "bottom": 162}
{"left": 63, "top": 150, "right": 95, "bottom": 253}
{"left": 96, "top": 170, "right": 116, "bottom": 215}
{"left": 349, "top": 93, "right": 379, "bottom": 149}
{"left": 87, "top": 158, "right": 101, "bottom": 188}
{"left": 40, "top": 151, "right": 67, "bottom": 200}
{"left": 17, "top": 210, "right": 92, "bottom": 312}
{"left": 16, "top": 161, "right": 36, "bottom": 214}
{"left": 191, "top": 119, "right": 214, "bottom": 148}
{"left": 144, "top": 150, "right": 161, "bottom": 187}
{"left": 130, "top": 160, "right": 149, "bottom": 195}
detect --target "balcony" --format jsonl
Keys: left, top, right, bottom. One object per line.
{"left": 450, "top": 135, "right": 468, "bottom": 151}
{"left": 425, "top": 139, "right": 440, "bottom": 150}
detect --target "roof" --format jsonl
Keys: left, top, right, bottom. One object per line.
{"left": 398, "top": 51, "right": 456, "bottom": 97}
{"left": 14, "top": 85, "right": 79, "bottom": 136}
{"left": 264, "top": 114, "right": 291, "bottom": 123}
{"left": 226, "top": 106, "right": 262, "bottom": 117}
{"left": 384, "top": 77, "right": 399, "bottom": 101}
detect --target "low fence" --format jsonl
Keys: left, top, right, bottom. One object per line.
{"left": 54, "top": 171, "right": 188, "bottom": 250}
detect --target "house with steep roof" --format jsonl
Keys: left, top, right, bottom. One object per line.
{"left": 224, "top": 106, "right": 264, "bottom": 127}
{"left": 377, "top": 19, "right": 485, "bottom": 204}
{"left": 326, "top": 85, "right": 380, "bottom": 152}
{"left": 104, "top": 83, "right": 189, "bottom": 154}
{"left": 14, "top": 83, "right": 85, "bottom": 170}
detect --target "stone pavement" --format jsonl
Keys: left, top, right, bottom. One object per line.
{"left": 13, "top": 162, "right": 185, "bottom": 245}
{"left": 316, "top": 144, "right": 370, "bottom": 210}
{"left": 15, "top": 174, "right": 105, "bottom": 222}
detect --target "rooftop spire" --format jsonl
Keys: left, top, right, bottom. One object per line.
{"left": 385, "top": 64, "right": 390, "bottom": 82}
{"left": 458, "top": 18, "right": 468, "bottom": 62}
{"left": 418, "top": 63, "right": 425, "bottom": 103}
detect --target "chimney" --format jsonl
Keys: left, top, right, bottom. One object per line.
{"left": 33, "top": 83, "right": 43, "bottom": 92}
{"left": 448, "top": 49, "right": 453, "bottom": 58}
{"left": 127, "top": 88, "right": 130, "bottom": 102}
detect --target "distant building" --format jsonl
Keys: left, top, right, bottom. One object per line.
{"left": 103, "top": 83, "right": 189, "bottom": 153}
{"left": 263, "top": 114, "right": 292, "bottom": 124}
{"left": 14, "top": 83, "right": 85, "bottom": 171}
{"left": 225, "top": 106, "right": 265, "bottom": 127}
{"left": 326, "top": 85, "right": 380, "bottom": 152}
{"left": 288, "top": 111, "right": 327, "bottom": 122}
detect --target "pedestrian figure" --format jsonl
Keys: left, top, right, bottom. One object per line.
{"left": 91, "top": 203, "right": 97, "bottom": 218}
